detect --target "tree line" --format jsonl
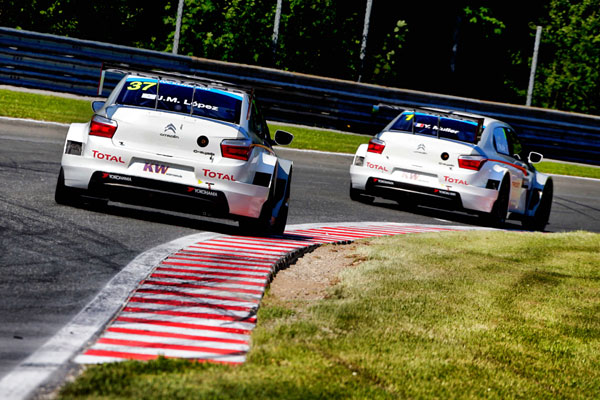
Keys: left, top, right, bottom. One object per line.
{"left": 1, "top": 0, "right": 598, "bottom": 115}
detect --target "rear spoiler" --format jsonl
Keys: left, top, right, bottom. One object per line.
{"left": 96, "top": 62, "right": 252, "bottom": 97}
{"left": 373, "top": 103, "right": 485, "bottom": 144}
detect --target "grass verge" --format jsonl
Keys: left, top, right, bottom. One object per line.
{"left": 58, "top": 231, "right": 600, "bottom": 399}
{"left": 1, "top": 88, "right": 598, "bottom": 178}
{"left": 537, "top": 160, "right": 600, "bottom": 179}
{"left": 0, "top": 88, "right": 93, "bottom": 124}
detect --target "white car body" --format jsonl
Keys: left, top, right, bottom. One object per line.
{"left": 56, "top": 70, "right": 294, "bottom": 234}
{"left": 349, "top": 107, "right": 553, "bottom": 230}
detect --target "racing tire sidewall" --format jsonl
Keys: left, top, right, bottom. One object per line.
{"left": 484, "top": 176, "right": 509, "bottom": 227}
{"left": 55, "top": 168, "right": 82, "bottom": 206}
{"left": 523, "top": 179, "right": 553, "bottom": 231}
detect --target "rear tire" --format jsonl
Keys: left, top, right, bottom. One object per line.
{"left": 483, "top": 177, "right": 509, "bottom": 228}
{"left": 55, "top": 168, "right": 82, "bottom": 206}
{"left": 349, "top": 184, "right": 374, "bottom": 204}
{"left": 523, "top": 179, "right": 553, "bottom": 231}
{"left": 239, "top": 170, "right": 291, "bottom": 236}
{"left": 271, "top": 171, "right": 292, "bottom": 235}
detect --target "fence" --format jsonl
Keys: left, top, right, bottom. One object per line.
{"left": 1, "top": 27, "right": 599, "bottom": 165}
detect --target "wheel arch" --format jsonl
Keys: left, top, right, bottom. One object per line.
{"left": 64, "top": 122, "right": 89, "bottom": 145}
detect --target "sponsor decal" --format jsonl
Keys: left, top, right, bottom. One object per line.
{"left": 366, "top": 162, "right": 388, "bottom": 172}
{"left": 144, "top": 163, "right": 169, "bottom": 174}
{"left": 443, "top": 176, "right": 468, "bottom": 185}
{"left": 401, "top": 172, "right": 420, "bottom": 181}
{"left": 202, "top": 168, "right": 235, "bottom": 181}
{"left": 187, "top": 187, "right": 218, "bottom": 197}
{"left": 198, "top": 180, "right": 214, "bottom": 190}
{"left": 92, "top": 150, "right": 125, "bottom": 164}
{"left": 102, "top": 173, "right": 132, "bottom": 182}
{"left": 193, "top": 150, "right": 215, "bottom": 161}
{"left": 434, "top": 188, "right": 457, "bottom": 196}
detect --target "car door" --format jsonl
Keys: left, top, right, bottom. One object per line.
{"left": 492, "top": 126, "right": 528, "bottom": 213}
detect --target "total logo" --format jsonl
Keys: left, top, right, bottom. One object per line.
{"left": 444, "top": 176, "right": 468, "bottom": 185}
{"left": 202, "top": 169, "right": 235, "bottom": 181}
{"left": 92, "top": 150, "right": 125, "bottom": 164}
{"left": 366, "top": 162, "right": 389, "bottom": 172}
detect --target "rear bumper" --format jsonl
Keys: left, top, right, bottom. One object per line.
{"left": 365, "top": 177, "right": 464, "bottom": 210}
{"left": 88, "top": 171, "right": 230, "bottom": 217}
{"left": 61, "top": 157, "right": 269, "bottom": 219}
{"left": 350, "top": 167, "right": 498, "bottom": 213}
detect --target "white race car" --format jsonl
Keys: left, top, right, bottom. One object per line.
{"left": 56, "top": 69, "right": 294, "bottom": 234}
{"left": 349, "top": 106, "right": 553, "bottom": 230}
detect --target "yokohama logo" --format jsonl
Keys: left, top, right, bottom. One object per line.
{"left": 187, "top": 187, "right": 218, "bottom": 197}
{"left": 102, "top": 173, "right": 132, "bottom": 182}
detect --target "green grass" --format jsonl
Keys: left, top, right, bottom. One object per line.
{"left": 57, "top": 231, "right": 600, "bottom": 399}
{"left": 270, "top": 123, "right": 370, "bottom": 154}
{"left": 537, "top": 160, "right": 600, "bottom": 179}
{"left": 1, "top": 88, "right": 598, "bottom": 178}
{"left": 0, "top": 88, "right": 93, "bottom": 123}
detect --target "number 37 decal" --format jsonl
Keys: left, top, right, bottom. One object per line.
{"left": 126, "top": 81, "right": 158, "bottom": 91}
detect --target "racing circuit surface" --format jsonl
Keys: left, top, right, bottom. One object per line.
{"left": 0, "top": 118, "right": 599, "bottom": 395}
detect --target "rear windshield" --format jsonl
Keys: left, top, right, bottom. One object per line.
{"left": 115, "top": 77, "right": 243, "bottom": 124}
{"left": 390, "top": 112, "right": 480, "bottom": 143}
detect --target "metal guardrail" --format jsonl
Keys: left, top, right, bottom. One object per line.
{"left": 1, "top": 27, "right": 599, "bottom": 165}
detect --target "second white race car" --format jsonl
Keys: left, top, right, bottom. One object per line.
{"left": 56, "top": 68, "right": 294, "bottom": 234}
{"left": 350, "top": 106, "right": 553, "bottom": 230}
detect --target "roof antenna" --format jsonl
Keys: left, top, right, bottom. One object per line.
{"left": 97, "top": 63, "right": 105, "bottom": 96}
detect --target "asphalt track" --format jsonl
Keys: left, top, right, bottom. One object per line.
{"left": 0, "top": 118, "right": 598, "bottom": 398}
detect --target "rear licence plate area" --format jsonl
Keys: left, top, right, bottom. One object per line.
{"left": 392, "top": 167, "right": 437, "bottom": 185}
{"left": 130, "top": 159, "right": 194, "bottom": 181}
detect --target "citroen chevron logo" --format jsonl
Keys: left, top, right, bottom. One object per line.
{"left": 164, "top": 123, "right": 177, "bottom": 134}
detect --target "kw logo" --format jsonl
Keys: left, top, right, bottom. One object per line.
{"left": 144, "top": 163, "right": 169, "bottom": 174}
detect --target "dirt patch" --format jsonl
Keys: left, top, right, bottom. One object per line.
{"left": 268, "top": 242, "right": 369, "bottom": 302}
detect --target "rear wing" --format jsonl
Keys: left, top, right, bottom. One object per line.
{"left": 96, "top": 63, "right": 251, "bottom": 97}
{"left": 373, "top": 103, "right": 485, "bottom": 144}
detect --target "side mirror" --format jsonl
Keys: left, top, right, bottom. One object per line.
{"left": 528, "top": 151, "right": 543, "bottom": 164}
{"left": 274, "top": 130, "right": 294, "bottom": 146}
{"left": 91, "top": 101, "right": 105, "bottom": 113}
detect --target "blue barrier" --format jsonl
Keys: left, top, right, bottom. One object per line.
{"left": 1, "top": 27, "right": 599, "bottom": 165}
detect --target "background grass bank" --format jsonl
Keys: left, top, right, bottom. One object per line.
{"left": 1, "top": 88, "right": 599, "bottom": 179}
{"left": 58, "top": 230, "right": 600, "bottom": 399}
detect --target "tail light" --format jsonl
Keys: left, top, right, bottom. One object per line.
{"left": 367, "top": 138, "right": 385, "bottom": 154}
{"left": 89, "top": 115, "right": 118, "bottom": 138}
{"left": 458, "top": 155, "right": 487, "bottom": 171}
{"left": 221, "top": 139, "right": 252, "bottom": 161}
